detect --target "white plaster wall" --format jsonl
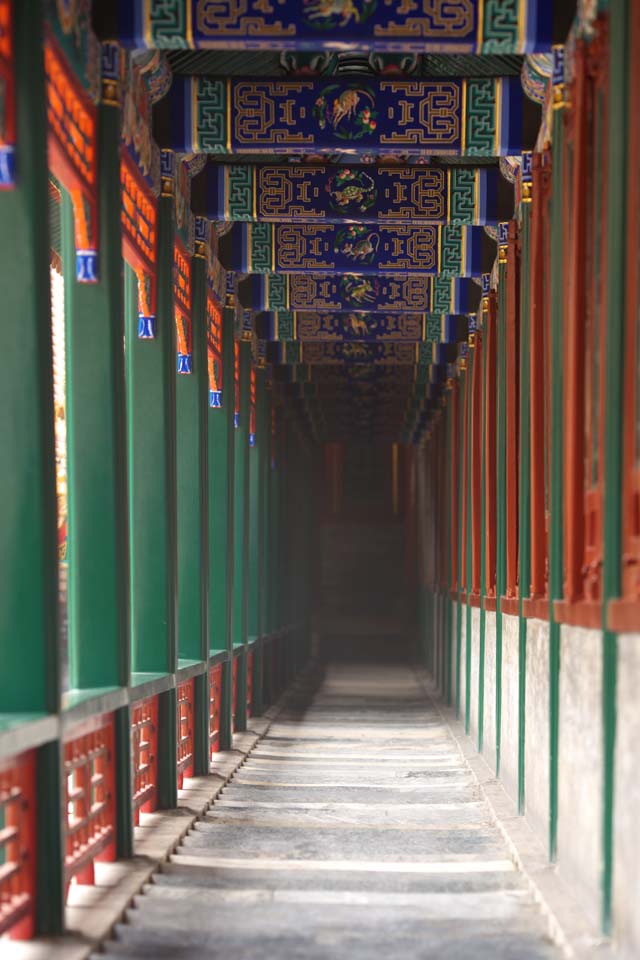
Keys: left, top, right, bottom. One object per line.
{"left": 483, "top": 611, "right": 498, "bottom": 773}
{"left": 500, "top": 612, "right": 521, "bottom": 806}
{"left": 524, "top": 618, "right": 550, "bottom": 845}
{"left": 613, "top": 632, "right": 640, "bottom": 958}
{"left": 458, "top": 603, "right": 467, "bottom": 721}
{"left": 557, "top": 625, "right": 603, "bottom": 921}
{"left": 469, "top": 607, "right": 481, "bottom": 743}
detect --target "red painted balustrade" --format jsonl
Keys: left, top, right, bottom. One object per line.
{"left": 0, "top": 749, "right": 36, "bottom": 939}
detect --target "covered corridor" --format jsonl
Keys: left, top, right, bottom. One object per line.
{"left": 1, "top": 1, "right": 640, "bottom": 958}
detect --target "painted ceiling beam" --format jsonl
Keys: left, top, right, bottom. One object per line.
{"left": 269, "top": 340, "right": 459, "bottom": 365}
{"left": 239, "top": 273, "right": 478, "bottom": 313}
{"left": 255, "top": 310, "right": 469, "bottom": 343}
{"left": 205, "top": 163, "right": 502, "bottom": 225}
{"left": 163, "top": 76, "right": 524, "bottom": 157}
{"left": 219, "top": 222, "right": 484, "bottom": 275}
{"left": 113, "top": 0, "right": 552, "bottom": 53}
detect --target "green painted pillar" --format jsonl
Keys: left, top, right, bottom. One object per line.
{"left": 177, "top": 250, "right": 208, "bottom": 665}
{"left": 465, "top": 348, "right": 474, "bottom": 734}
{"left": 248, "top": 369, "right": 266, "bottom": 716}
{"left": 495, "top": 249, "right": 508, "bottom": 778}
{"left": 233, "top": 341, "right": 251, "bottom": 731}
{"left": 0, "top": 2, "right": 58, "bottom": 716}
{"left": 176, "top": 241, "right": 209, "bottom": 773}
{"left": 0, "top": 9, "right": 63, "bottom": 932}
{"left": 62, "top": 97, "right": 129, "bottom": 692}
{"left": 548, "top": 86, "right": 566, "bottom": 863}
{"left": 601, "top": 0, "right": 629, "bottom": 933}
{"left": 125, "top": 165, "right": 178, "bottom": 806}
{"left": 125, "top": 181, "right": 177, "bottom": 677}
{"left": 518, "top": 197, "right": 533, "bottom": 815}
{"left": 218, "top": 288, "right": 236, "bottom": 750}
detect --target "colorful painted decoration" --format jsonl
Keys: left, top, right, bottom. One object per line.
{"left": 121, "top": 150, "right": 158, "bottom": 338}
{"left": 0, "top": 0, "right": 15, "bottom": 188}
{"left": 166, "top": 76, "right": 523, "bottom": 157}
{"left": 207, "top": 292, "right": 223, "bottom": 408}
{"left": 174, "top": 238, "right": 192, "bottom": 373}
{"left": 115, "top": 0, "right": 552, "bottom": 54}
{"left": 257, "top": 311, "right": 428, "bottom": 342}
{"left": 45, "top": 32, "right": 98, "bottom": 281}
{"left": 239, "top": 273, "right": 433, "bottom": 313}
{"left": 301, "top": 342, "right": 419, "bottom": 365}
{"left": 207, "top": 164, "right": 499, "bottom": 225}
{"left": 220, "top": 223, "right": 484, "bottom": 276}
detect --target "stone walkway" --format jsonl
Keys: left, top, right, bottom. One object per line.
{"left": 96, "top": 661, "right": 561, "bottom": 959}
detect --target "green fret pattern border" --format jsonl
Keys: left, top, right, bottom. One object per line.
{"left": 267, "top": 275, "right": 288, "bottom": 311}
{"left": 432, "top": 277, "right": 453, "bottom": 314}
{"left": 439, "top": 226, "right": 463, "bottom": 278}
{"left": 150, "top": 0, "right": 190, "bottom": 49}
{"left": 227, "top": 165, "right": 253, "bottom": 221}
{"left": 465, "top": 80, "right": 496, "bottom": 156}
{"left": 481, "top": 0, "right": 520, "bottom": 54}
{"left": 449, "top": 169, "right": 477, "bottom": 225}
{"left": 278, "top": 311, "right": 295, "bottom": 342}
{"left": 249, "top": 223, "right": 273, "bottom": 273}
{"left": 196, "top": 78, "right": 227, "bottom": 152}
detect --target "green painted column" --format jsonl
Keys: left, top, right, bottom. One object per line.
{"left": 0, "top": 4, "right": 58, "bottom": 716}
{"left": 125, "top": 173, "right": 178, "bottom": 807}
{"left": 177, "top": 251, "right": 208, "bottom": 665}
{"left": 455, "top": 369, "right": 466, "bottom": 718}
{"left": 62, "top": 98, "right": 129, "bottom": 692}
{"left": 248, "top": 369, "right": 266, "bottom": 716}
{"left": 495, "top": 253, "right": 508, "bottom": 778}
{"left": 125, "top": 187, "right": 177, "bottom": 677}
{"left": 518, "top": 198, "right": 533, "bottom": 815}
{"left": 0, "top": 9, "right": 63, "bottom": 932}
{"left": 177, "top": 245, "right": 209, "bottom": 773}
{"left": 601, "top": 0, "right": 629, "bottom": 933}
{"left": 218, "top": 293, "right": 236, "bottom": 749}
{"left": 465, "top": 348, "right": 474, "bottom": 734}
{"left": 548, "top": 94, "right": 566, "bottom": 863}
{"left": 479, "top": 318, "right": 488, "bottom": 752}
{"left": 233, "top": 341, "right": 251, "bottom": 731}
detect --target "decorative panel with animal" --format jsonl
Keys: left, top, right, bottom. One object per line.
{"left": 239, "top": 273, "right": 433, "bottom": 312}
{"left": 219, "top": 223, "right": 484, "bottom": 276}
{"left": 207, "top": 164, "right": 500, "bottom": 225}
{"left": 164, "top": 76, "right": 524, "bottom": 157}
{"left": 114, "top": 0, "right": 552, "bottom": 54}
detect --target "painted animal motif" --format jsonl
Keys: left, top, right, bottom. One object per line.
{"left": 342, "top": 233, "right": 380, "bottom": 261}
{"left": 345, "top": 279, "right": 376, "bottom": 304}
{"left": 348, "top": 314, "right": 369, "bottom": 337}
{"left": 330, "top": 90, "right": 361, "bottom": 128}
{"left": 305, "top": 0, "right": 362, "bottom": 27}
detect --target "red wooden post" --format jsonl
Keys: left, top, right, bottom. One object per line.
{"left": 484, "top": 293, "right": 498, "bottom": 608}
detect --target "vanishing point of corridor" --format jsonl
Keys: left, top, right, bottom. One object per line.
{"left": 99, "top": 657, "right": 559, "bottom": 960}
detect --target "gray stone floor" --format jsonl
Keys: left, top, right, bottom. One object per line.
{"left": 96, "top": 661, "right": 561, "bottom": 959}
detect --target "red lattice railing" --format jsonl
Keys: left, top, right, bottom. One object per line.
{"left": 64, "top": 715, "right": 116, "bottom": 889}
{"left": 247, "top": 652, "right": 254, "bottom": 718}
{"left": 231, "top": 657, "right": 239, "bottom": 732}
{"left": 131, "top": 696, "right": 158, "bottom": 824}
{"left": 176, "top": 679, "right": 195, "bottom": 788}
{"left": 0, "top": 750, "right": 36, "bottom": 939}
{"left": 209, "top": 664, "right": 222, "bottom": 757}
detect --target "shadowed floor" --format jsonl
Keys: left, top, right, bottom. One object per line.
{"left": 95, "top": 657, "right": 560, "bottom": 959}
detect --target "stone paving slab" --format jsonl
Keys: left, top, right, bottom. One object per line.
{"left": 96, "top": 660, "right": 565, "bottom": 960}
